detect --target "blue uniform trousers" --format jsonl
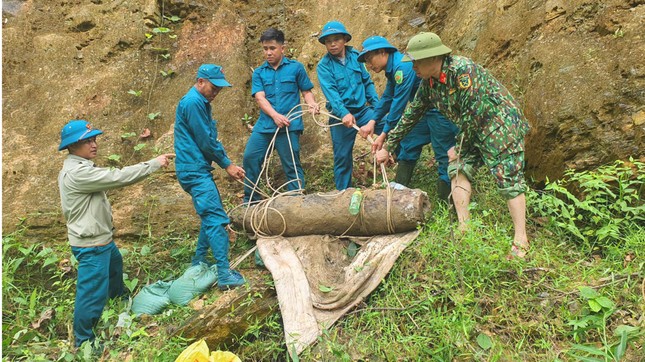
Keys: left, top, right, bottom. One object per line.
{"left": 177, "top": 171, "right": 231, "bottom": 269}
{"left": 396, "top": 110, "right": 459, "bottom": 185}
{"left": 71, "top": 241, "right": 125, "bottom": 347}
{"left": 329, "top": 106, "right": 383, "bottom": 190}
{"left": 243, "top": 131, "right": 304, "bottom": 203}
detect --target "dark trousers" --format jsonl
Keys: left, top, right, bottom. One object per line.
{"left": 71, "top": 241, "right": 124, "bottom": 347}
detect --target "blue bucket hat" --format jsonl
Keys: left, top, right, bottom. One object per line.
{"left": 58, "top": 120, "right": 103, "bottom": 151}
{"left": 357, "top": 36, "right": 398, "bottom": 63}
{"left": 197, "top": 64, "right": 232, "bottom": 87}
{"left": 318, "top": 20, "right": 352, "bottom": 44}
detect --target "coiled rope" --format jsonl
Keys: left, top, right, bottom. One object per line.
{"left": 231, "top": 101, "right": 396, "bottom": 240}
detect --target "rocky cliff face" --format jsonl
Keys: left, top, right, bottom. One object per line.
{"left": 2, "top": 0, "right": 643, "bottom": 235}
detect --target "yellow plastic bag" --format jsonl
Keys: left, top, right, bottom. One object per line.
{"left": 175, "top": 339, "right": 241, "bottom": 362}
{"left": 210, "top": 350, "right": 242, "bottom": 362}
{"left": 174, "top": 339, "right": 210, "bottom": 362}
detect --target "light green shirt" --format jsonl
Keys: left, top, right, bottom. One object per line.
{"left": 58, "top": 154, "right": 161, "bottom": 247}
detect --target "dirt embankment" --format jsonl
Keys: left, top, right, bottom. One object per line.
{"left": 2, "top": 0, "right": 643, "bottom": 237}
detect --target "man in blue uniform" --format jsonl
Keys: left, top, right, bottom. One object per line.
{"left": 174, "top": 64, "right": 247, "bottom": 289}
{"left": 316, "top": 20, "right": 383, "bottom": 190}
{"left": 359, "top": 36, "right": 459, "bottom": 201}
{"left": 243, "top": 28, "right": 319, "bottom": 203}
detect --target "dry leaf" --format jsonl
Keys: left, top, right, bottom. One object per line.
{"left": 32, "top": 308, "right": 55, "bottom": 329}
{"left": 139, "top": 128, "right": 151, "bottom": 139}
{"left": 623, "top": 251, "right": 635, "bottom": 267}
{"left": 58, "top": 258, "right": 71, "bottom": 274}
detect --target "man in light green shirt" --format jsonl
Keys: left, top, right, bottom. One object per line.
{"left": 58, "top": 120, "right": 173, "bottom": 348}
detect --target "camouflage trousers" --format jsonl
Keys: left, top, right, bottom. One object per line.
{"left": 447, "top": 126, "right": 527, "bottom": 200}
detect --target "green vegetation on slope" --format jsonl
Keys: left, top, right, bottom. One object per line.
{"left": 3, "top": 156, "right": 644, "bottom": 361}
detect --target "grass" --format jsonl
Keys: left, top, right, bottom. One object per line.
{"left": 2, "top": 153, "right": 644, "bottom": 361}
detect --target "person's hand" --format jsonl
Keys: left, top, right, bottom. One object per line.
{"left": 272, "top": 114, "right": 290, "bottom": 128}
{"left": 341, "top": 113, "right": 356, "bottom": 128}
{"left": 371, "top": 133, "right": 387, "bottom": 154}
{"left": 447, "top": 146, "right": 457, "bottom": 162}
{"left": 225, "top": 164, "right": 246, "bottom": 181}
{"left": 155, "top": 153, "right": 175, "bottom": 168}
{"left": 308, "top": 102, "right": 320, "bottom": 115}
{"left": 375, "top": 149, "right": 393, "bottom": 165}
{"left": 359, "top": 120, "right": 375, "bottom": 139}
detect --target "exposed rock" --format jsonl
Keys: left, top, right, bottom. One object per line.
{"left": 2, "top": 0, "right": 644, "bottom": 236}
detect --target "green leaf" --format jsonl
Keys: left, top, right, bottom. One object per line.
{"left": 107, "top": 154, "right": 121, "bottom": 162}
{"left": 476, "top": 333, "right": 493, "bottom": 350}
{"left": 595, "top": 296, "right": 614, "bottom": 309}
{"left": 569, "top": 343, "right": 608, "bottom": 356}
{"left": 164, "top": 15, "right": 181, "bottom": 22}
{"left": 124, "top": 278, "right": 138, "bottom": 293}
{"left": 614, "top": 325, "right": 640, "bottom": 336}
{"left": 152, "top": 27, "right": 171, "bottom": 34}
{"left": 318, "top": 285, "right": 333, "bottom": 293}
{"left": 565, "top": 354, "right": 604, "bottom": 362}
{"left": 121, "top": 132, "right": 136, "bottom": 139}
{"left": 147, "top": 112, "right": 161, "bottom": 120}
{"left": 579, "top": 286, "right": 599, "bottom": 299}
{"left": 140, "top": 245, "right": 151, "bottom": 256}
{"left": 43, "top": 255, "right": 58, "bottom": 268}
{"left": 588, "top": 299, "right": 602, "bottom": 313}
{"left": 133, "top": 143, "right": 146, "bottom": 152}
{"left": 127, "top": 89, "right": 142, "bottom": 97}
{"left": 614, "top": 329, "right": 628, "bottom": 361}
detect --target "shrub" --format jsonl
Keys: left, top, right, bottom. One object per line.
{"left": 528, "top": 158, "right": 644, "bottom": 251}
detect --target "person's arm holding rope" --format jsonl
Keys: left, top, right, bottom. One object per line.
{"left": 254, "top": 91, "right": 290, "bottom": 128}
{"left": 375, "top": 83, "right": 432, "bottom": 164}
{"left": 295, "top": 61, "right": 320, "bottom": 115}
{"left": 372, "top": 60, "right": 420, "bottom": 153}
{"left": 316, "top": 60, "right": 355, "bottom": 128}
{"left": 357, "top": 58, "right": 380, "bottom": 138}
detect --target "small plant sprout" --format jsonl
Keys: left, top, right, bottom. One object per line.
{"left": 107, "top": 154, "right": 122, "bottom": 162}
{"left": 163, "top": 15, "right": 182, "bottom": 23}
{"left": 241, "top": 113, "right": 254, "bottom": 132}
{"left": 134, "top": 143, "right": 146, "bottom": 152}
{"left": 160, "top": 54, "right": 171, "bottom": 60}
{"left": 128, "top": 89, "right": 142, "bottom": 97}
{"left": 152, "top": 27, "right": 171, "bottom": 34}
{"left": 160, "top": 70, "right": 175, "bottom": 77}
{"left": 121, "top": 132, "right": 137, "bottom": 140}
{"left": 148, "top": 112, "right": 161, "bottom": 120}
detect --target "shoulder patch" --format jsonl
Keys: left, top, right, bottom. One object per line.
{"left": 458, "top": 73, "right": 472, "bottom": 89}
{"left": 395, "top": 70, "right": 404, "bottom": 84}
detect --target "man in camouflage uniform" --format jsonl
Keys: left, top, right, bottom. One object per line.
{"left": 375, "top": 32, "right": 531, "bottom": 258}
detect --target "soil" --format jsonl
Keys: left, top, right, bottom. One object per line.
{"left": 3, "top": 0, "right": 644, "bottom": 237}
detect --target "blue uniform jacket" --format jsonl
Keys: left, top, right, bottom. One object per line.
{"left": 316, "top": 46, "right": 379, "bottom": 118}
{"left": 174, "top": 86, "right": 231, "bottom": 172}
{"left": 252, "top": 58, "right": 314, "bottom": 133}
{"left": 372, "top": 51, "right": 421, "bottom": 134}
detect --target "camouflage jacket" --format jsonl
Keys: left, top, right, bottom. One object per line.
{"left": 385, "top": 55, "right": 530, "bottom": 155}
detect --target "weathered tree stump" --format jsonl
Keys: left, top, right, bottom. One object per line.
{"left": 170, "top": 271, "right": 278, "bottom": 348}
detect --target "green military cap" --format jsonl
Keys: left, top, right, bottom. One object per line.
{"left": 402, "top": 32, "right": 452, "bottom": 62}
